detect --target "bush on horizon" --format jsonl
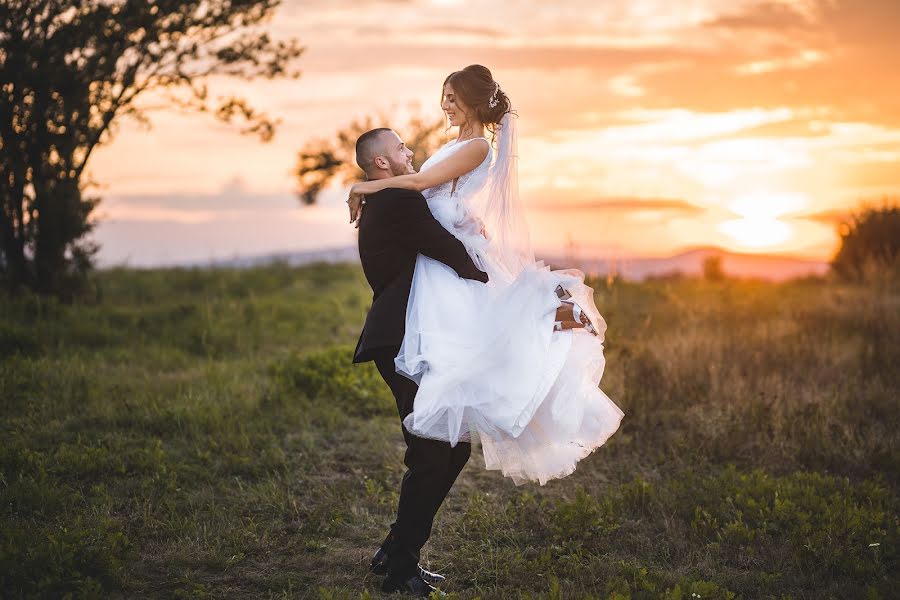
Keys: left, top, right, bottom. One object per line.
{"left": 831, "top": 198, "right": 900, "bottom": 282}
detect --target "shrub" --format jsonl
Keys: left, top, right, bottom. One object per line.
{"left": 271, "top": 345, "right": 395, "bottom": 418}
{"left": 0, "top": 515, "right": 131, "bottom": 598}
{"left": 551, "top": 486, "right": 620, "bottom": 545}
{"left": 831, "top": 199, "right": 900, "bottom": 282}
{"left": 604, "top": 563, "right": 739, "bottom": 600}
{"left": 670, "top": 466, "right": 896, "bottom": 581}
{"left": 703, "top": 255, "right": 725, "bottom": 281}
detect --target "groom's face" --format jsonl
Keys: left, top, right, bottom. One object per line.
{"left": 379, "top": 131, "right": 415, "bottom": 176}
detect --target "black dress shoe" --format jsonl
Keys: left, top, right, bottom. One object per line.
{"left": 381, "top": 571, "right": 447, "bottom": 597}
{"left": 370, "top": 546, "right": 446, "bottom": 584}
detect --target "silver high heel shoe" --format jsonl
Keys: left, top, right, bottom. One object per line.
{"left": 553, "top": 285, "right": 599, "bottom": 336}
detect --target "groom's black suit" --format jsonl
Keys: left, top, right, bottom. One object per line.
{"left": 353, "top": 188, "right": 488, "bottom": 362}
{"left": 353, "top": 187, "right": 488, "bottom": 582}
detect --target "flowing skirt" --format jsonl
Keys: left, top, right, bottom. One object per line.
{"left": 394, "top": 253, "right": 624, "bottom": 486}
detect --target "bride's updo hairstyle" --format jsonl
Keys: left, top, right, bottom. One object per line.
{"left": 443, "top": 64, "right": 513, "bottom": 135}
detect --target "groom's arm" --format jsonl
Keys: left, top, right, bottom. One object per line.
{"left": 393, "top": 190, "right": 488, "bottom": 283}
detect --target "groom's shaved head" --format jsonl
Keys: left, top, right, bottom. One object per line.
{"left": 355, "top": 128, "right": 415, "bottom": 179}
{"left": 355, "top": 128, "right": 393, "bottom": 176}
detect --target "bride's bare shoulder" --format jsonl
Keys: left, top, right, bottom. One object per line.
{"left": 451, "top": 137, "right": 490, "bottom": 159}
{"left": 453, "top": 136, "right": 490, "bottom": 149}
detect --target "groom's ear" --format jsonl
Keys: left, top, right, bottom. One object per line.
{"left": 373, "top": 156, "right": 388, "bottom": 170}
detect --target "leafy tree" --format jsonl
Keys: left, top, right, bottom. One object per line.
{"left": 295, "top": 109, "right": 445, "bottom": 205}
{"left": 830, "top": 198, "right": 900, "bottom": 282}
{"left": 0, "top": 0, "right": 303, "bottom": 296}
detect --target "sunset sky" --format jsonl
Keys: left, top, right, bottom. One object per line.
{"left": 89, "top": 0, "right": 900, "bottom": 266}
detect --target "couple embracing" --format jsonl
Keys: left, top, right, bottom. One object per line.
{"left": 349, "top": 65, "right": 625, "bottom": 596}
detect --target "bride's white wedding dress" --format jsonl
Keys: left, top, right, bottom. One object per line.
{"left": 394, "top": 114, "right": 624, "bottom": 486}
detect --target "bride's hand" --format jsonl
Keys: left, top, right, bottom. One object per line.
{"left": 347, "top": 188, "right": 366, "bottom": 228}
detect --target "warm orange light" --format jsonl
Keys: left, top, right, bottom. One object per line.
{"left": 716, "top": 192, "right": 806, "bottom": 248}
{"left": 727, "top": 192, "right": 807, "bottom": 220}
{"left": 717, "top": 217, "right": 792, "bottom": 247}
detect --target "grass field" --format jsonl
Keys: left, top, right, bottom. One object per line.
{"left": 1, "top": 263, "right": 897, "bottom": 599}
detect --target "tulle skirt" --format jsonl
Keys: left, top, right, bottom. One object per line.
{"left": 394, "top": 254, "right": 624, "bottom": 486}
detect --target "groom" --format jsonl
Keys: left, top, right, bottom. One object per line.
{"left": 350, "top": 128, "right": 489, "bottom": 596}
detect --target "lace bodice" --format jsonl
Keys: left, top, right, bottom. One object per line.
{"left": 421, "top": 137, "right": 492, "bottom": 200}
{"left": 419, "top": 137, "right": 492, "bottom": 239}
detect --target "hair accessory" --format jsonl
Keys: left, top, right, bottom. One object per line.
{"left": 488, "top": 82, "right": 500, "bottom": 108}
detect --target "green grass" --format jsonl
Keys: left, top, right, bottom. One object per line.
{"left": 1, "top": 263, "right": 897, "bottom": 599}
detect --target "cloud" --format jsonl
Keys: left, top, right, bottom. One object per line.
{"left": 281, "top": 0, "right": 735, "bottom": 48}
{"left": 533, "top": 197, "right": 706, "bottom": 214}
{"left": 701, "top": 117, "right": 833, "bottom": 139}
{"left": 98, "top": 185, "right": 304, "bottom": 222}
{"left": 636, "top": 0, "right": 900, "bottom": 124}
{"left": 734, "top": 50, "right": 826, "bottom": 75}
{"left": 704, "top": 1, "right": 816, "bottom": 32}
{"left": 279, "top": 1, "right": 897, "bottom": 133}
{"left": 838, "top": 162, "right": 900, "bottom": 188}
{"left": 300, "top": 42, "right": 708, "bottom": 74}
{"left": 798, "top": 208, "right": 852, "bottom": 225}
{"left": 353, "top": 23, "right": 503, "bottom": 38}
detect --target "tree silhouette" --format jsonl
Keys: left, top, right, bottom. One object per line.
{"left": 0, "top": 0, "right": 303, "bottom": 296}
{"left": 295, "top": 109, "right": 445, "bottom": 205}
{"left": 831, "top": 198, "right": 900, "bottom": 282}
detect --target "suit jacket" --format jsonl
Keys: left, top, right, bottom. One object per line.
{"left": 353, "top": 187, "right": 488, "bottom": 363}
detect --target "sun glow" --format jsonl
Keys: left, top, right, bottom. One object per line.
{"left": 718, "top": 218, "right": 792, "bottom": 247}
{"left": 717, "top": 192, "right": 808, "bottom": 248}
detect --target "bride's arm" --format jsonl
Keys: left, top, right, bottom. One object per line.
{"left": 351, "top": 140, "right": 489, "bottom": 195}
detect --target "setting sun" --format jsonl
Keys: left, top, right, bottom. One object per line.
{"left": 716, "top": 192, "right": 807, "bottom": 248}
{"left": 718, "top": 217, "right": 792, "bottom": 247}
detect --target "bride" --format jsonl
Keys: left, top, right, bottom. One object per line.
{"left": 348, "top": 65, "right": 624, "bottom": 486}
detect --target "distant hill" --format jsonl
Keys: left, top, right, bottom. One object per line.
{"left": 543, "top": 246, "right": 830, "bottom": 281}
{"left": 200, "top": 245, "right": 829, "bottom": 281}
{"left": 199, "top": 246, "right": 360, "bottom": 269}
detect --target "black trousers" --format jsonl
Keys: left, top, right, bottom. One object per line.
{"left": 371, "top": 346, "right": 472, "bottom": 580}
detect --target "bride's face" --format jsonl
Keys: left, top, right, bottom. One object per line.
{"left": 441, "top": 83, "right": 471, "bottom": 128}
